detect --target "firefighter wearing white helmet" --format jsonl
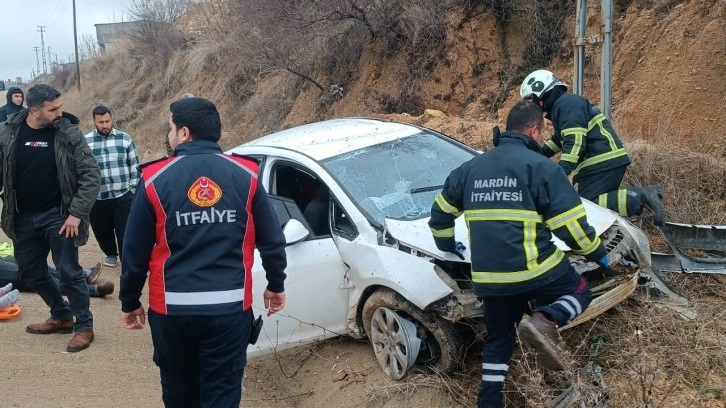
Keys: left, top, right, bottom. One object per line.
{"left": 519, "top": 69, "right": 665, "bottom": 226}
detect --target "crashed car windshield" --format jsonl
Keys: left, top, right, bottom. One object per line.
{"left": 322, "top": 131, "right": 476, "bottom": 225}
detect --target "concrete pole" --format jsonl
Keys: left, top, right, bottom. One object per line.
{"left": 601, "top": 0, "right": 613, "bottom": 117}
{"left": 574, "top": 0, "right": 588, "bottom": 96}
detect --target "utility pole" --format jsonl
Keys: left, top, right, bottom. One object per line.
{"left": 73, "top": 0, "right": 81, "bottom": 91}
{"left": 48, "top": 46, "right": 53, "bottom": 73}
{"left": 33, "top": 46, "right": 41, "bottom": 74}
{"left": 38, "top": 26, "right": 47, "bottom": 74}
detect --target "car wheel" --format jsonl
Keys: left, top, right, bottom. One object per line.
{"left": 362, "top": 288, "right": 462, "bottom": 378}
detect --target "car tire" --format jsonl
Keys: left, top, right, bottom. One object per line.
{"left": 362, "top": 288, "right": 462, "bottom": 377}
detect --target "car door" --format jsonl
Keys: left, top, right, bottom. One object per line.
{"left": 247, "top": 158, "right": 351, "bottom": 358}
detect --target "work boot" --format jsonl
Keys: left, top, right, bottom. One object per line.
{"left": 26, "top": 317, "right": 74, "bottom": 334}
{"left": 637, "top": 185, "right": 664, "bottom": 226}
{"left": 517, "top": 312, "right": 568, "bottom": 371}
{"left": 66, "top": 330, "right": 94, "bottom": 352}
{"left": 87, "top": 262, "right": 103, "bottom": 284}
{"left": 96, "top": 280, "right": 115, "bottom": 297}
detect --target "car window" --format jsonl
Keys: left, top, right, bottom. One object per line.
{"left": 322, "top": 131, "right": 476, "bottom": 225}
{"left": 268, "top": 195, "right": 312, "bottom": 232}
{"left": 332, "top": 199, "right": 357, "bottom": 240}
{"left": 270, "top": 163, "right": 332, "bottom": 239}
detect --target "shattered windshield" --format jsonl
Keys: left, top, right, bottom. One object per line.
{"left": 322, "top": 131, "right": 476, "bottom": 225}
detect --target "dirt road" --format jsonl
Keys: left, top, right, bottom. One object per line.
{"left": 0, "top": 233, "right": 461, "bottom": 408}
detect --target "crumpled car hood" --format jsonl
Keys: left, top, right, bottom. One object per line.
{"left": 384, "top": 198, "right": 617, "bottom": 262}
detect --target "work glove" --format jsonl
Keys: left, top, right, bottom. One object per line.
{"left": 437, "top": 240, "right": 466, "bottom": 260}
{"left": 492, "top": 126, "right": 501, "bottom": 147}
{"left": 597, "top": 255, "right": 609, "bottom": 268}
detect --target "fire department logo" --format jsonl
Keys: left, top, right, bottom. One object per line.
{"left": 187, "top": 176, "right": 222, "bottom": 207}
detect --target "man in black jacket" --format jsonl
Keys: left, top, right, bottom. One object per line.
{"left": 430, "top": 101, "right": 608, "bottom": 408}
{"left": 0, "top": 87, "right": 24, "bottom": 122}
{"left": 0, "top": 84, "right": 101, "bottom": 353}
{"left": 520, "top": 69, "right": 664, "bottom": 225}
{"left": 120, "top": 97, "right": 287, "bottom": 408}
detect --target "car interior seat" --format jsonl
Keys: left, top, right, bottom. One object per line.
{"left": 303, "top": 184, "right": 330, "bottom": 236}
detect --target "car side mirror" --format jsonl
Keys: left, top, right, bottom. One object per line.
{"left": 283, "top": 219, "right": 309, "bottom": 245}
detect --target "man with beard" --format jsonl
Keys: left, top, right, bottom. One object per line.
{"left": 84, "top": 105, "right": 140, "bottom": 268}
{"left": 0, "top": 84, "right": 101, "bottom": 352}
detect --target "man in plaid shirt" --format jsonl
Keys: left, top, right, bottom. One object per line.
{"left": 85, "top": 105, "right": 140, "bottom": 268}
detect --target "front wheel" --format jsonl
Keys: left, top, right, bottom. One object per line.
{"left": 362, "top": 288, "right": 462, "bottom": 379}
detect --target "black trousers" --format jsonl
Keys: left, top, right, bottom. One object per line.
{"left": 477, "top": 267, "right": 592, "bottom": 408}
{"left": 575, "top": 166, "right": 642, "bottom": 217}
{"left": 149, "top": 309, "right": 253, "bottom": 408}
{"left": 89, "top": 192, "right": 133, "bottom": 258}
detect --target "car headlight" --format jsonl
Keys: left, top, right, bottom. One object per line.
{"left": 613, "top": 218, "right": 651, "bottom": 268}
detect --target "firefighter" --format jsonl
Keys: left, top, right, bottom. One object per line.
{"left": 429, "top": 101, "right": 609, "bottom": 408}
{"left": 520, "top": 69, "right": 664, "bottom": 225}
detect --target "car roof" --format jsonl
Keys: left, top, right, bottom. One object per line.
{"left": 238, "top": 118, "right": 424, "bottom": 160}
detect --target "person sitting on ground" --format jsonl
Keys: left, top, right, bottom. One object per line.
{"left": 0, "top": 246, "right": 113, "bottom": 297}
{"left": 0, "top": 283, "right": 20, "bottom": 310}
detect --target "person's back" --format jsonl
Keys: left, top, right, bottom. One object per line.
{"left": 547, "top": 91, "right": 630, "bottom": 179}
{"left": 450, "top": 133, "right": 581, "bottom": 296}
{"left": 120, "top": 97, "right": 287, "bottom": 408}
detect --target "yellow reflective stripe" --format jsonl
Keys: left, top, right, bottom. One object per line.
{"left": 618, "top": 189, "right": 628, "bottom": 217}
{"left": 587, "top": 113, "right": 606, "bottom": 130}
{"left": 435, "top": 193, "right": 461, "bottom": 216}
{"left": 545, "top": 205, "right": 586, "bottom": 230}
{"left": 588, "top": 113, "right": 617, "bottom": 150}
{"left": 523, "top": 221, "right": 538, "bottom": 269}
{"left": 561, "top": 134, "right": 584, "bottom": 163}
{"left": 575, "top": 235, "right": 602, "bottom": 256}
{"left": 561, "top": 127, "right": 588, "bottom": 136}
{"left": 598, "top": 193, "right": 608, "bottom": 208}
{"left": 571, "top": 148, "right": 628, "bottom": 176}
{"left": 544, "top": 140, "right": 561, "bottom": 153}
{"left": 430, "top": 227, "right": 455, "bottom": 238}
{"left": 465, "top": 209, "right": 543, "bottom": 223}
{"left": 566, "top": 221, "right": 602, "bottom": 255}
{"left": 472, "top": 250, "right": 565, "bottom": 283}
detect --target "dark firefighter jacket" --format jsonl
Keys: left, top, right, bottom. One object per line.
{"left": 0, "top": 109, "right": 101, "bottom": 246}
{"left": 541, "top": 91, "right": 631, "bottom": 183}
{"left": 429, "top": 132, "right": 607, "bottom": 297}
{"left": 119, "top": 140, "right": 287, "bottom": 316}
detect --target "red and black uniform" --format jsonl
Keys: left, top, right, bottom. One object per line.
{"left": 120, "top": 139, "right": 286, "bottom": 408}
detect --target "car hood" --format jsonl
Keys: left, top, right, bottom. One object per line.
{"left": 384, "top": 199, "right": 617, "bottom": 262}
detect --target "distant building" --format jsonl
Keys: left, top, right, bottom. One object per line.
{"left": 95, "top": 21, "right": 143, "bottom": 55}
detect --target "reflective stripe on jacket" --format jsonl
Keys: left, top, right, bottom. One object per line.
{"left": 429, "top": 132, "right": 607, "bottom": 297}
{"left": 541, "top": 93, "right": 631, "bottom": 181}
{"left": 119, "top": 140, "right": 287, "bottom": 316}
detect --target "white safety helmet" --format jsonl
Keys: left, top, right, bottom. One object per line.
{"left": 520, "top": 69, "right": 567, "bottom": 100}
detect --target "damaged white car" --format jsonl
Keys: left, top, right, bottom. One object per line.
{"left": 228, "top": 118, "right": 652, "bottom": 379}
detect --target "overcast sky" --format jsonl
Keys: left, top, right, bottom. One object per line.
{"left": 0, "top": 0, "right": 133, "bottom": 82}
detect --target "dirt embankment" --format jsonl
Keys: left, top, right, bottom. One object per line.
{"left": 4, "top": 1, "right": 724, "bottom": 407}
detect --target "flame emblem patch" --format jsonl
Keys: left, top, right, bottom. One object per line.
{"left": 187, "top": 176, "right": 222, "bottom": 207}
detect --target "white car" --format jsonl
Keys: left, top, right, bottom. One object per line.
{"left": 228, "top": 118, "right": 651, "bottom": 379}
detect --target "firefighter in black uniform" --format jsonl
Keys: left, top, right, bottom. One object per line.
{"left": 119, "top": 97, "right": 287, "bottom": 408}
{"left": 520, "top": 69, "right": 664, "bottom": 225}
{"left": 430, "top": 101, "right": 609, "bottom": 408}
